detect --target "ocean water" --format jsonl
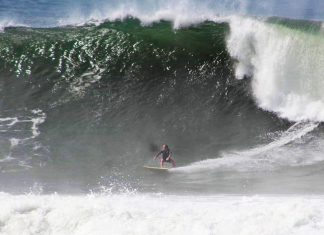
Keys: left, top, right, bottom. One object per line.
{"left": 0, "top": 0, "right": 324, "bottom": 234}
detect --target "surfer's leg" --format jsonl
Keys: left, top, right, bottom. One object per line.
{"left": 170, "top": 158, "right": 176, "bottom": 167}
{"left": 160, "top": 159, "right": 164, "bottom": 168}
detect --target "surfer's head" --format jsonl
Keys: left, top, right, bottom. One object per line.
{"left": 162, "top": 144, "right": 169, "bottom": 150}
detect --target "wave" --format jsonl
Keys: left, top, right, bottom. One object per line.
{"left": 0, "top": 18, "right": 232, "bottom": 101}
{"left": 2, "top": 16, "right": 324, "bottom": 123}
{"left": 0, "top": 15, "right": 324, "bottom": 184}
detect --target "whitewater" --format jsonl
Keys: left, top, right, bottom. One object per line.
{"left": 1, "top": 193, "right": 324, "bottom": 235}
{"left": 0, "top": 0, "right": 324, "bottom": 234}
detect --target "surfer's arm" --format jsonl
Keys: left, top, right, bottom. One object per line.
{"left": 154, "top": 151, "right": 162, "bottom": 159}
{"left": 166, "top": 152, "right": 172, "bottom": 160}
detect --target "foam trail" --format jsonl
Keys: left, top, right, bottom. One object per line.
{"left": 227, "top": 17, "right": 324, "bottom": 122}
{"left": 174, "top": 122, "right": 319, "bottom": 173}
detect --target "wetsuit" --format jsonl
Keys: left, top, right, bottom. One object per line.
{"left": 157, "top": 149, "right": 171, "bottom": 162}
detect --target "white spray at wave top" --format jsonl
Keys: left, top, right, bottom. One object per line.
{"left": 0, "top": 0, "right": 323, "bottom": 28}
{"left": 57, "top": 0, "right": 323, "bottom": 27}
{"left": 227, "top": 17, "right": 324, "bottom": 122}
{"left": 61, "top": 0, "right": 231, "bottom": 28}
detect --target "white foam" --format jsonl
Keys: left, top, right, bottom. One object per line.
{"left": 9, "top": 138, "right": 20, "bottom": 147}
{"left": 227, "top": 17, "right": 324, "bottom": 122}
{"left": 29, "top": 109, "right": 46, "bottom": 137}
{"left": 0, "top": 193, "right": 324, "bottom": 235}
{"left": 0, "top": 117, "right": 18, "bottom": 126}
{"left": 0, "top": 110, "right": 46, "bottom": 141}
{"left": 0, "top": 155, "right": 15, "bottom": 163}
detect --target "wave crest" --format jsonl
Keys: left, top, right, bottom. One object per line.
{"left": 227, "top": 17, "right": 324, "bottom": 122}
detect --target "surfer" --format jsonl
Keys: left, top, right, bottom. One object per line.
{"left": 154, "top": 144, "right": 176, "bottom": 168}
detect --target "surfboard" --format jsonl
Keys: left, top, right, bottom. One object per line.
{"left": 143, "top": 166, "right": 169, "bottom": 172}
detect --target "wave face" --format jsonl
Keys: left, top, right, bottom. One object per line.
{"left": 0, "top": 19, "right": 253, "bottom": 182}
